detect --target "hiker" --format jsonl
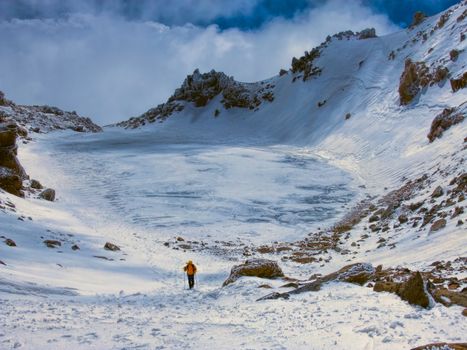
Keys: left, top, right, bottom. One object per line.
{"left": 183, "top": 260, "right": 197, "bottom": 289}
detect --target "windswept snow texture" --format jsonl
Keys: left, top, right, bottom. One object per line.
{"left": 1, "top": 2, "right": 467, "bottom": 349}
{"left": 32, "top": 130, "right": 354, "bottom": 244}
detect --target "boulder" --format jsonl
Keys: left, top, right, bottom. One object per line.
{"left": 430, "top": 288, "right": 467, "bottom": 307}
{"left": 104, "top": 242, "right": 120, "bottom": 251}
{"left": 5, "top": 238, "right": 16, "bottom": 247}
{"left": 430, "top": 219, "right": 446, "bottom": 232}
{"left": 398, "top": 272, "right": 430, "bottom": 308}
{"left": 30, "top": 179, "right": 43, "bottom": 190}
{"left": 0, "top": 167, "right": 22, "bottom": 196}
{"left": 39, "top": 188, "right": 56, "bottom": 201}
{"left": 44, "top": 239, "right": 61, "bottom": 248}
{"left": 223, "top": 259, "right": 284, "bottom": 286}
{"left": 431, "top": 186, "right": 444, "bottom": 198}
{"left": 398, "top": 214, "right": 408, "bottom": 223}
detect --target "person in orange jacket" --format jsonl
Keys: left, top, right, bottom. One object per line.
{"left": 183, "top": 260, "right": 197, "bottom": 289}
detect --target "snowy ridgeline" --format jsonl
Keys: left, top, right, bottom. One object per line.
{"left": 0, "top": 91, "right": 102, "bottom": 134}
{"left": 1, "top": 2, "right": 467, "bottom": 350}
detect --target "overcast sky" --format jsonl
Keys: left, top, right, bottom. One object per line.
{"left": 0, "top": 0, "right": 458, "bottom": 124}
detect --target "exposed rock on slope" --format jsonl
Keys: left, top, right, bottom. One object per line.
{"left": 116, "top": 69, "right": 275, "bottom": 129}
{"left": 0, "top": 122, "right": 27, "bottom": 196}
{"left": 223, "top": 259, "right": 284, "bottom": 286}
{"left": 0, "top": 91, "right": 102, "bottom": 134}
{"left": 399, "top": 59, "right": 449, "bottom": 105}
{"left": 428, "top": 105, "right": 465, "bottom": 142}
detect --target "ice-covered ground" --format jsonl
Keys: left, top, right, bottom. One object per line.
{"left": 1, "top": 128, "right": 465, "bottom": 350}
{"left": 1, "top": 3, "right": 466, "bottom": 348}
{"left": 24, "top": 130, "right": 355, "bottom": 245}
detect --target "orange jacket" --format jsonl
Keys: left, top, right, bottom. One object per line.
{"left": 184, "top": 263, "right": 197, "bottom": 275}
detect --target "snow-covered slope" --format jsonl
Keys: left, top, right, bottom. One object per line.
{"left": 1, "top": 3, "right": 466, "bottom": 350}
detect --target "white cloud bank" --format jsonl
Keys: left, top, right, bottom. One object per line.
{"left": 0, "top": 0, "right": 398, "bottom": 124}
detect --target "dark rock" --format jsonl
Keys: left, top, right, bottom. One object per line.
{"left": 104, "top": 242, "right": 120, "bottom": 251}
{"left": 369, "top": 215, "right": 380, "bottom": 222}
{"left": 257, "top": 263, "right": 374, "bottom": 301}
{"left": 345, "top": 113, "right": 351, "bottom": 120}
{"left": 176, "top": 236, "right": 185, "bottom": 242}
{"left": 431, "top": 288, "right": 467, "bottom": 307}
{"left": 223, "top": 258, "right": 284, "bottom": 286}
{"left": 39, "top": 188, "right": 56, "bottom": 201}
{"left": 398, "top": 214, "right": 408, "bottom": 223}
{"left": 281, "top": 282, "right": 299, "bottom": 289}
{"left": 258, "top": 284, "right": 272, "bottom": 289}
{"left": 430, "top": 219, "right": 446, "bottom": 232}
{"left": 30, "top": 179, "right": 43, "bottom": 189}
{"left": 410, "top": 343, "right": 467, "bottom": 350}
{"left": 398, "top": 272, "right": 430, "bottom": 308}
{"left": 5, "top": 238, "right": 16, "bottom": 247}
{"left": 71, "top": 244, "right": 80, "bottom": 251}
{"left": 0, "top": 167, "right": 23, "bottom": 196}
{"left": 450, "top": 49, "right": 460, "bottom": 61}
{"left": 428, "top": 108, "right": 465, "bottom": 142}
{"left": 410, "top": 11, "right": 426, "bottom": 27}
{"left": 44, "top": 239, "right": 61, "bottom": 248}
{"left": 431, "top": 186, "right": 444, "bottom": 198}
{"left": 0, "top": 260, "right": 6, "bottom": 266}
{"left": 358, "top": 28, "right": 376, "bottom": 39}
{"left": 94, "top": 255, "right": 113, "bottom": 261}
{"left": 374, "top": 281, "right": 400, "bottom": 294}
{"left": 279, "top": 69, "right": 288, "bottom": 76}
{"left": 451, "top": 72, "right": 467, "bottom": 92}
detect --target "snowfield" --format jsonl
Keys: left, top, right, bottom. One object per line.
{"left": 1, "top": 2, "right": 467, "bottom": 349}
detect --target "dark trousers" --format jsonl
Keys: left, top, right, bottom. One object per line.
{"left": 187, "top": 274, "right": 195, "bottom": 289}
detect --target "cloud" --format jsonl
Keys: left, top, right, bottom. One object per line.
{"left": 0, "top": 0, "right": 399, "bottom": 124}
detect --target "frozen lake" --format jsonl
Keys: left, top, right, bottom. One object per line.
{"left": 25, "top": 129, "right": 356, "bottom": 244}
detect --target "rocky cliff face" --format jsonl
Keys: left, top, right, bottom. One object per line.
{"left": 0, "top": 122, "right": 26, "bottom": 196}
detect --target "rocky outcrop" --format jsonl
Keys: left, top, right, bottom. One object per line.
{"left": 116, "top": 69, "right": 275, "bottom": 129}
{"left": 399, "top": 59, "right": 449, "bottom": 105}
{"left": 39, "top": 188, "right": 56, "bottom": 202}
{"left": 0, "top": 122, "right": 27, "bottom": 196}
{"left": 104, "top": 242, "right": 120, "bottom": 251}
{"left": 223, "top": 259, "right": 284, "bottom": 286}
{"left": 428, "top": 107, "right": 465, "bottom": 142}
{"left": 410, "top": 12, "right": 427, "bottom": 27}
{"left": 258, "top": 263, "right": 374, "bottom": 301}
{"left": 374, "top": 272, "right": 430, "bottom": 308}
{"left": 0, "top": 90, "right": 101, "bottom": 134}
{"left": 291, "top": 47, "right": 322, "bottom": 82}
{"left": 451, "top": 72, "right": 467, "bottom": 92}
{"left": 358, "top": 28, "right": 377, "bottom": 40}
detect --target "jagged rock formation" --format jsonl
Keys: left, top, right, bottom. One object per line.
{"left": 116, "top": 69, "right": 275, "bottom": 129}
{"left": 399, "top": 59, "right": 449, "bottom": 105}
{"left": 428, "top": 105, "right": 465, "bottom": 142}
{"left": 451, "top": 71, "right": 467, "bottom": 92}
{"left": 0, "top": 91, "right": 102, "bottom": 134}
